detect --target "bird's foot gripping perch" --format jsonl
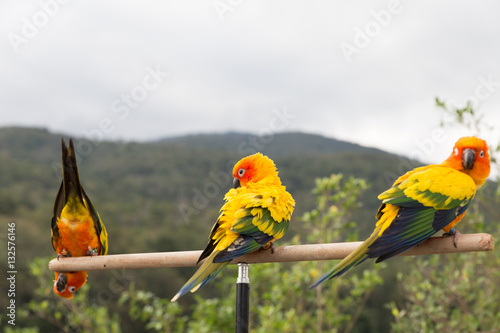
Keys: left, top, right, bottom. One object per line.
{"left": 86, "top": 246, "right": 98, "bottom": 256}
{"left": 442, "top": 228, "right": 462, "bottom": 248}
{"left": 57, "top": 250, "right": 71, "bottom": 261}
{"left": 259, "top": 241, "right": 275, "bottom": 254}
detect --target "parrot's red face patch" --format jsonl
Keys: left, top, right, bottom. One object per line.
{"left": 53, "top": 271, "right": 87, "bottom": 299}
{"left": 232, "top": 153, "right": 278, "bottom": 187}
{"left": 445, "top": 136, "right": 490, "bottom": 186}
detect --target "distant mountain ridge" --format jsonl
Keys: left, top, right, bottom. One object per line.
{"left": 158, "top": 131, "right": 389, "bottom": 158}
{"left": 0, "top": 127, "right": 387, "bottom": 159}
{"left": 0, "top": 126, "right": 399, "bottom": 251}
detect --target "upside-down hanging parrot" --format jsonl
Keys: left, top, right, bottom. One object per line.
{"left": 51, "top": 138, "right": 108, "bottom": 298}
{"left": 53, "top": 271, "right": 89, "bottom": 299}
{"left": 171, "top": 153, "right": 295, "bottom": 302}
{"left": 310, "top": 136, "right": 490, "bottom": 289}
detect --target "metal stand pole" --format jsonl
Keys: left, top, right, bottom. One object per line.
{"left": 235, "top": 263, "right": 249, "bottom": 333}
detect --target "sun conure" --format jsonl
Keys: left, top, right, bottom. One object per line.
{"left": 51, "top": 138, "right": 108, "bottom": 298}
{"left": 171, "top": 153, "right": 295, "bottom": 301}
{"left": 310, "top": 136, "right": 490, "bottom": 289}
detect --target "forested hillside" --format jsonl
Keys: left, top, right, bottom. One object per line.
{"left": 0, "top": 126, "right": 402, "bottom": 262}
{"left": 1, "top": 125, "right": 498, "bottom": 332}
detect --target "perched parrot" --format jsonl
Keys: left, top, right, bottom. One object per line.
{"left": 310, "top": 136, "right": 490, "bottom": 289}
{"left": 171, "top": 153, "right": 295, "bottom": 302}
{"left": 51, "top": 138, "right": 108, "bottom": 299}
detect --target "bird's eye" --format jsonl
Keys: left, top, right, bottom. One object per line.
{"left": 480, "top": 150, "right": 484, "bottom": 158}
{"left": 238, "top": 168, "right": 245, "bottom": 177}
{"left": 69, "top": 286, "right": 76, "bottom": 293}
{"left": 454, "top": 148, "right": 459, "bottom": 156}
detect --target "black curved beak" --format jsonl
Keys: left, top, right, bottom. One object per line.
{"left": 56, "top": 272, "right": 68, "bottom": 292}
{"left": 462, "top": 148, "right": 476, "bottom": 171}
{"left": 233, "top": 178, "right": 241, "bottom": 189}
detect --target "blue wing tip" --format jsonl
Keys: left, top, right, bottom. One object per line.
{"left": 171, "top": 286, "right": 190, "bottom": 302}
{"left": 171, "top": 279, "right": 200, "bottom": 302}
{"left": 308, "top": 273, "right": 334, "bottom": 290}
{"left": 171, "top": 267, "right": 223, "bottom": 302}
{"left": 309, "top": 265, "right": 354, "bottom": 290}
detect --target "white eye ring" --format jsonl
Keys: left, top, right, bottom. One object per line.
{"left": 238, "top": 168, "right": 245, "bottom": 177}
{"left": 454, "top": 148, "right": 459, "bottom": 156}
{"left": 69, "top": 286, "right": 76, "bottom": 293}
{"left": 480, "top": 150, "right": 484, "bottom": 158}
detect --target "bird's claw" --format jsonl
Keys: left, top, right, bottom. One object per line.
{"left": 442, "top": 228, "right": 461, "bottom": 248}
{"left": 57, "top": 250, "right": 71, "bottom": 261}
{"left": 452, "top": 230, "right": 461, "bottom": 248}
{"left": 260, "top": 242, "right": 275, "bottom": 254}
{"left": 86, "top": 246, "right": 98, "bottom": 256}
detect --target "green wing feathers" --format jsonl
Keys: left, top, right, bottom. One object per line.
{"left": 310, "top": 165, "right": 477, "bottom": 289}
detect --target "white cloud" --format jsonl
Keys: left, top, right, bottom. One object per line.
{"left": 1, "top": 1, "right": 499, "bottom": 162}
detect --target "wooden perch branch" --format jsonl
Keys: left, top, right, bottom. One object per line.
{"left": 48, "top": 233, "right": 494, "bottom": 272}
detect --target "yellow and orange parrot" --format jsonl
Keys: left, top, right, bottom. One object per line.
{"left": 51, "top": 138, "right": 108, "bottom": 298}
{"left": 310, "top": 136, "right": 490, "bottom": 289}
{"left": 171, "top": 153, "right": 295, "bottom": 301}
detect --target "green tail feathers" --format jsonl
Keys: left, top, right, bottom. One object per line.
{"left": 61, "top": 138, "right": 84, "bottom": 205}
{"left": 171, "top": 251, "right": 229, "bottom": 302}
{"left": 309, "top": 228, "right": 381, "bottom": 289}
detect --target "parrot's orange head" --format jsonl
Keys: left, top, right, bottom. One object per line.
{"left": 232, "top": 153, "right": 279, "bottom": 188}
{"left": 53, "top": 271, "right": 88, "bottom": 299}
{"left": 444, "top": 136, "right": 490, "bottom": 187}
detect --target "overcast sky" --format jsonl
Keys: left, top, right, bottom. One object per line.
{"left": 1, "top": 1, "right": 499, "bottom": 164}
